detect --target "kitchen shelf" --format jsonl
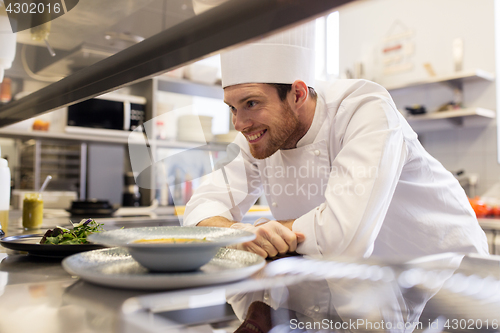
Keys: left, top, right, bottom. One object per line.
{"left": 0, "top": 127, "right": 229, "bottom": 151}
{"left": 0, "top": 128, "right": 143, "bottom": 145}
{"left": 385, "top": 69, "right": 495, "bottom": 91}
{"left": 404, "top": 107, "right": 496, "bottom": 132}
{"left": 157, "top": 77, "right": 223, "bottom": 100}
{"left": 406, "top": 107, "right": 495, "bottom": 121}
{"left": 152, "top": 139, "right": 228, "bottom": 150}
{"left": 478, "top": 218, "right": 500, "bottom": 230}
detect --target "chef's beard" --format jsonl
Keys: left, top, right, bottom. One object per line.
{"left": 249, "top": 101, "right": 300, "bottom": 159}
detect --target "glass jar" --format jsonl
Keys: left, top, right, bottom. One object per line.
{"left": 22, "top": 193, "right": 43, "bottom": 229}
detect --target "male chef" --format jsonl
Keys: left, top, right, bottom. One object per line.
{"left": 182, "top": 23, "right": 488, "bottom": 259}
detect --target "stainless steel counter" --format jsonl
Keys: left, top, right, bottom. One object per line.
{"left": 1, "top": 212, "right": 500, "bottom": 333}
{"left": 0, "top": 212, "right": 185, "bottom": 333}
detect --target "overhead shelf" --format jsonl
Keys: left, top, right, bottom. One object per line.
{"left": 406, "top": 107, "right": 496, "bottom": 121}
{"left": 157, "top": 77, "right": 223, "bottom": 100}
{"left": 385, "top": 69, "right": 495, "bottom": 91}
{"left": 0, "top": 127, "right": 142, "bottom": 145}
{"left": 404, "top": 107, "right": 496, "bottom": 132}
{"left": 0, "top": 0, "right": 352, "bottom": 128}
{"left": 0, "top": 127, "right": 228, "bottom": 150}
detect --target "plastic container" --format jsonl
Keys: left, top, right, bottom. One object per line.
{"left": 0, "top": 147, "right": 10, "bottom": 232}
{"left": 0, "top": 13, "right": 17, "bottom": 83}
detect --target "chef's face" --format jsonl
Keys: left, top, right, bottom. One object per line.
{"left": 224, "top": 83, "right": 300, "bottom": 159}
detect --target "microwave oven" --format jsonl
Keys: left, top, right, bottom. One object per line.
{"left": 67, "top": 93, "right": 146, "bottom": 131}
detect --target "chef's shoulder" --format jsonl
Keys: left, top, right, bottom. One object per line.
{"left": 316, "top": 79, "right": 405, "bottom": 136}
{"left": 315, "top": 79, "right": 393, "bottom": 107}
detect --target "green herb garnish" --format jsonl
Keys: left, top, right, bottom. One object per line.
{"left": 40, "top": 218, "right": 104, "bottom": 245}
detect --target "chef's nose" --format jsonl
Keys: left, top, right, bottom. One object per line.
{"left": 232, "top": 112, "right": 252, "bottom": 132}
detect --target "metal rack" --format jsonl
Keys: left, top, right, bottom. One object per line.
{"left": 18, "top": 139, "right": 85, "bottom": 196}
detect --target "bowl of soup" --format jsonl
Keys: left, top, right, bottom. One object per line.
{"left": 87, "top": 226, "right": 255, "bottom": 272}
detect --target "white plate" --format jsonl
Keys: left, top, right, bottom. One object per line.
{"left": 87, "top": 226, "right": 256, "bottom": 272}
{"left": 62, "top": 247, "right": 265, "bottom": 290}
{"left": 87, "top": 226, "right": 255, "bottom": 249}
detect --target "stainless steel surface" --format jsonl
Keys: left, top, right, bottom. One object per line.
{"left": 1, "top": 211, "right": 500, "bottom": 332}
{"left": 124, "top": 254, "right": 500, "bottom": 333}
{"left": 0, "top": 212, "right": 180, "bottom": 332}
{"left": 0, "top": 0, "right": 353, "bottom": 127}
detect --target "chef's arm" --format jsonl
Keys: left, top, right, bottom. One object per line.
{"left": 197, "top": 216, "right": 302, "bottom": 258}
{"left": 197, "top": 216, "right": 295, "bottom": 230}
{"left": 197, "top": 216, "right": 235, "bottom": 228}
{"left": 276, "top": 219, "right": 295, "bottom": 231}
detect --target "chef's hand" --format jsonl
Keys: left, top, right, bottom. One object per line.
{"left": 229, "top": 221, "right": 305, "bottom": 258}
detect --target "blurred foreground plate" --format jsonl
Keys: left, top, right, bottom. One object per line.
{"left": 62, "top": 247, "right": 265, "bottom": 290}
{"left": 87, "top": 226, "right": 256, "bottom": 271}
{"left": 0, "top": 234, "right": 106, "bottom": 258}
{"left": 87, "top": 226, "right": 255, "bottom": 248}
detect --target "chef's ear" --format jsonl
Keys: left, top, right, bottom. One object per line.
{"left": 289, "top": 80, "right": 308, "bottom": 108}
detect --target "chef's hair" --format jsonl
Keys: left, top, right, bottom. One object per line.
{"left": 268, "top": 83, "right": 317, "bottom": 102}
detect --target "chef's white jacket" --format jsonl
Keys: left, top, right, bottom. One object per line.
{"left": 183, "top": 79, "right": 489, "bottom": 259}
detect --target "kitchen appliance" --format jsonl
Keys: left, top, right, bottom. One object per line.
{"left": 67, "top": 199, "right": 117, "bottom": 217}
{"left": 18, "top": 140, "right": 82, "bottom": 192}
{"left": 67, "top": 93, "right": 146, "bottom": 132}
{"left": 122, "top": 172, "right": 141, "bottom": 207}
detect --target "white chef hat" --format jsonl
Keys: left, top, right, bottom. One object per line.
{"left": 220, "top": 22, "right": 316, "bottom": 89}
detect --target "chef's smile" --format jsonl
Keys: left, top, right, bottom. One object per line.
{"left": 245, "top": 129, "right": 267, "bottom": 143}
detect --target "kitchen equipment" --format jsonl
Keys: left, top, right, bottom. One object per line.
{"left": 67, "top": 93, "right": 146, "bottom": 132}
{"left": 18, "top": 140, "right": 81, "bottom": 192}
{"left": 122, "top": 172, "right": 141, "bottom": 207}
{"left": 88, "top": 226, "right": 255, "bottom": 272}
{"left": 67, "top": 199, "right": 118, "bottom": 217}
{"left": 405, "top": 105, "right": 426, "bottom": 115}
{"left": 39, "top": 175, "right": 52, "bottom": 193}
{"left": 62, "top": 247, "right": 265, "bottom": 290}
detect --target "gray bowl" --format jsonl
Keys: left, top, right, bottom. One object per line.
{"left": 88, "top": 226, "right": 255, "bottom": 272}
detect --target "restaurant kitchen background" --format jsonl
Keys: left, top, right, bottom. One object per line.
{"left": 1, "top": 0, "right": 500, "bottom": 247}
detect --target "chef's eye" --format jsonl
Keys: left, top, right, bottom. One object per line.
{"left": 247, "top": 100, "right": 257, "bottom": 108}
{"left": 229, "top": 106, "right": 236, "bottom": 114}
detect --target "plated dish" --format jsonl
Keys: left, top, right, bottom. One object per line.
{"left": 88, "top": 226, "right": 255, "bottom": 272}
{"left": 62, "top": 247, "right": 265, "bottom": 290}
{"left": 0, "top": 234, "right": 106, "bottom": 258}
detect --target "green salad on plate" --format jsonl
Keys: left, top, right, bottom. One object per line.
{"left": 40, "top": 218, "right": 104, "bottom": 245}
